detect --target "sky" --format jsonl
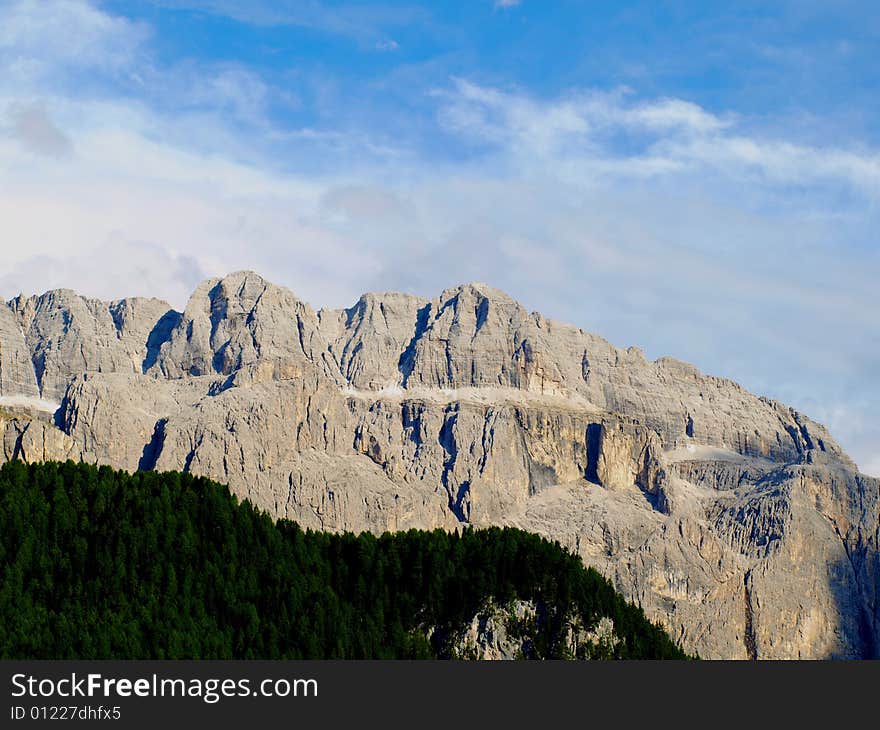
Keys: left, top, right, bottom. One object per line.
{"left": 0, "top": 0, "right": 877, "bottom": 475}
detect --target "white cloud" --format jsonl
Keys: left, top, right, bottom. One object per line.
{"left": 626, "top": 97, "right": 728, "bottom": 134}
{"left": 654, "top": 135, "right": 880, "bottom": 195}
{"left": 494, "top": 0, "right": 521, "bottom": 8}
{"left": 191, "top": 67, "right": 272, "bottom": 123}
{"left": 0, "top": 111, "right": 382, "bottom": 309}
{"left": 0, "top": 0, "right": 148, "bottom": 78}
{"left": 437, "top": 79, "right": 880, "bottom": 198}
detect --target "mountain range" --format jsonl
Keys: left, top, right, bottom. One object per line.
{"left": 0, "top": 270, "right": 876, "bottom": 659}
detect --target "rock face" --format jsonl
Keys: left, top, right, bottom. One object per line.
{"left": 7, "top": 290, "right": 177, "bottom": 400}
{"left": 1, "top": 270, "right": 877, "bottom": 659}
{"left": 0, "top": 304, "right": 39, "bottom": 397}
{"left": 433, "top": 600, "right": 621, "bottom": 660}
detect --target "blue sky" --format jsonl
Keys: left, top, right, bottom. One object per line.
{"left": 0, "top": 0, "right": 878, "bottom": 475}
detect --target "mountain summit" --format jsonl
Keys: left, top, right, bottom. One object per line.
{"left": 1, "top": 271, "right": 877, "bottom": 659}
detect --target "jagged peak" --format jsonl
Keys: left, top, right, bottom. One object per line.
{"left": 437, "top": 281, "right": 520, "bottom": 306}
{"left": 346, "top": 290, "right": 430, "bottom": 312}
{"left": 215, "top": 269, "right": 270, "bottom": 288}
{"left": 190, "top": 270, "right": 269, "bottom": 300}
{"left": 8, "top": 289, "right": 173, "bottom": 319}
{"left": 183, "top": 270, "right": 316, "bottom": 321}
{"left": 8, "top": 288, "right": 96, "bottom": 316}
{"left": 654, "top": 356, "right": 702, "bottom": 378}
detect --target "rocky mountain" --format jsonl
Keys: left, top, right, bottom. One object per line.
{"left": 1, "top": 270, "right": 877, "bottom": 659}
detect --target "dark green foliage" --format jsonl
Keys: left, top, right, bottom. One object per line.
{"left": 0, "top": 461, "right": 688, "bottom": 659}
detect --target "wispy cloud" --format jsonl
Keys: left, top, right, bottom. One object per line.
{"left": 145, "top": 0, "right": 430, "bottom": 44}
{"left": 437, "top": 79, "right": 880, "bottom": 198}
{"left": 0, "top": 0, "right": 148, "bottom": 81}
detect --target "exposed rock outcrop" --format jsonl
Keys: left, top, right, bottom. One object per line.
{"left": 434, "top": 600, "right": 621, "bottom": 660}
{"left": 1, "top": 405, "right": 80, "bottom": 464}
{"left": 1, "top": 271, "right": 876, "bottom": 659}
{"left": 8, "top": 290, "right": 175, "bottom": 400}
{"left": 0, "top": 304, "right": 39, "bottom": 397}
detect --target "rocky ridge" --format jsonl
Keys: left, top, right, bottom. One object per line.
{"left": 0, "top": 270, "right": 877, "bottom": 659}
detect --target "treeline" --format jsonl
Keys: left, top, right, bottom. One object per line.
{"left": 0, "top": 461, "right": 687, "bottom": 659}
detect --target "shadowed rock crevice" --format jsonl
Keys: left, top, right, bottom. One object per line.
{"left": 142, "top": 310, "right": 182, "bottom": 373}
{"left": 208, "top": 282, "right": 231, "bottom": 374}
{"left": 438, "top": 407, "right": 467, "bottom": 521}
{"left": 743, "top": 571, "right": 758, "bottom": 660}
{"left": 32, "top": 351, "right": 47, "bottom": 396}
{"left": 9, "top": 421, "right": 29, "bottom": 463}
{"left": 138, "top": 418, "right": 167, "bottom": 471}
{"left": 398, "top": 303, "right": 432, "bottom": 387}
{"left": 452, "top": 480, "right": 471, "bottom": 522}
{"left": 474, "top": 296, "right": 490, "bottom": 336}
{"left": 826, "top": 517, "right": 880, "bottom": 659}
{"left": 585, "top": 423, "right": 602, "bottom": 484}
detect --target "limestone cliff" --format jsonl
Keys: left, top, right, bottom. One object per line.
{"left": 1, "top": 271, "right": 876, "bottom": 659}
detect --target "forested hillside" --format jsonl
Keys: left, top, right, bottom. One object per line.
{"left": 0, "top": 461, "right": 687, "bottom": 659}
